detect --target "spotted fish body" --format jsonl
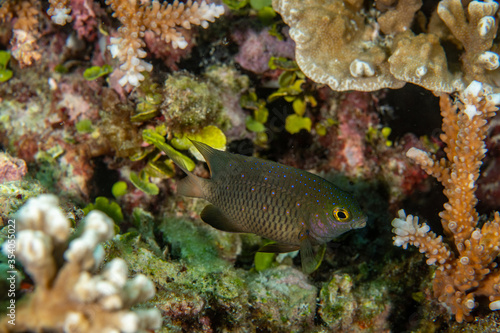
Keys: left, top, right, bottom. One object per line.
{"left": 169, "top": 141, "right": 367, "bottom": 273}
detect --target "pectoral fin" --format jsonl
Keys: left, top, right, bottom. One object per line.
{"left": 300, "top": 239, "right": 326, "bottom": 274}
{"left": 200, "top": 205, "right": 244, "bottom": 233}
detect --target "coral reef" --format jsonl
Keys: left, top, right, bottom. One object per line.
{"left": 0, "top": 0, "right": 224, "bottom": 86}
{"left": 391, "top": 81, "right": 500, "bottom": 322}
{"left": 1, "top": 0, "right": 500, "bottom": 330}
{"left": 0, "top": 194, "right": 161, "bottom": 332}
{"left": 104, "top": 0, "right": 225, "bottom": 86}
{"left": 273, "top": 0, "right": 500, "bottom": 92}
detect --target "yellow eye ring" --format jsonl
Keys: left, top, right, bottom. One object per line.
{"left": 333, "top": 208, "right": 350, "bottom": 222}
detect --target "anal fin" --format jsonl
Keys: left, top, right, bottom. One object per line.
{"left": 201, "top": 205, "right": 244, "bottom": 233}
{"left": 258, "top": 242, "right": 300, "bottom": 253}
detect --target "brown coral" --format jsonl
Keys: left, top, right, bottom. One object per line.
{"left": 272, "top": 0, "right": 405, "bottom": 91}
{"left": 273, "top": 0, "right": 500, "bottom": 92}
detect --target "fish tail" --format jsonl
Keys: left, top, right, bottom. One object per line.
{"left": 177, "top": 172, "right": 205, "bottom": 198}
{"left": 160, "top": 141, "right": 206, "bottom": 198}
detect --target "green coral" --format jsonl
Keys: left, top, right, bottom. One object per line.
{"left": 158, "top": 216, "right": 230, "bottom": 271}
{"left": 318, "top": 272, "right": 391, "bottom": 331}
{"left": 107, "top": 225, "right": 317, "bottom": 331}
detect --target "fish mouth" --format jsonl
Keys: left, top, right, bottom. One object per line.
{"left": 352, "top": 216, "right": 368, "bottom": 229}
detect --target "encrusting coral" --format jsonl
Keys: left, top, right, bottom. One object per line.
{"left": 0, "top": 195, "right": 161, "bottom": 332}
{"left": 391, "top": 81, "right": 500, "bottom": 322}
{"left": 273, "top": 0, "right": 500, "bottom": 92}
{"left": 272, "top": 0, "right": 406, "bottom": 91}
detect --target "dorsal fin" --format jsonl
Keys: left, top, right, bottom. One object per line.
{"left": 190, "top": 140, "right": 233, "bottom": 179}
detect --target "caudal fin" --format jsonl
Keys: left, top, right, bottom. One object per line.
{"left": 177, "top": 172, "right": 204, "bottom": 198}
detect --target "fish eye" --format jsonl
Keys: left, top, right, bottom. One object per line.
{"left": 333, "top": 207, "right": 350, "bottom": 222}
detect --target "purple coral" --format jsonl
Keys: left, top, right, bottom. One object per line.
{"left": 233, "top": 27, "right": 295, "bottom": 74}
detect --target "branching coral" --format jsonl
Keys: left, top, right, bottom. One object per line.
{"left": 391, "top": 81, "right": 500, "bottom": 322}
{"left": 105, "top": 0, "right": 225, "bottom": 86}
{"left": 0, "top": 195, "right": 161, "bottom": 332}
{"left": 273, "top": 0, "right": 500, "bottom": 92}
{"left": 1, "top": 0, "right": 224, "bottom": 86}
{"left": 0, "top": 0, "right": 41, "bottom": 66}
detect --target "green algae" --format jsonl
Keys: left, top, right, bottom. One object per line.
{"left": 75, "top": 119, "right": 93, "bottom": 133}
{"left": 129, "top": 170, "right": 160, "bottom": 195}
{"left": 285, "top": 114, "right": 312, "bottom": 134}
{"left": 0, "top": 180, "right": 45, "bottom": 221}
{"left": 111, "top": 181, "right": 128, "bottom": 198}
{"left": 161, "top": 73, "right": 225, "bottom": 131}
{"left": 158, "top": 216, "right": 230, "bottom": 272}
{"left": 131, "top": 82, "right": 163, "bottom": 122}
{"left": 83, "top": 65, "right": 112, "bottom": 81}
{"left": 83, "top": 196, "right": 124, "bottom": 224}
{"left": 107, "top": 229, "right": 317, "bottom": 331}
{"left": 0, "top": 51, "right": 13, "bottom": 83}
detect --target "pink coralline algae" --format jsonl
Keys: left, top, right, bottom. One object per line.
{"left": 476, "top": 113, "right": 500, "bottom": 210}
{"left": 317, "top": 91, "right": 428, "bottom": 207}
{"left": 319, "top": 92, "right": 379, "bottom": 175}
{"left": 144, "top": 30, "right": 195, "bottom": 71}
{"left": 69, "top": 0, "right": 103, "bottom": 42}
{"left": 233, "top": 27, "right": 295, "bottom": 74}
{"left": 0, "top": 152, "right": 27, "bottom": 183}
